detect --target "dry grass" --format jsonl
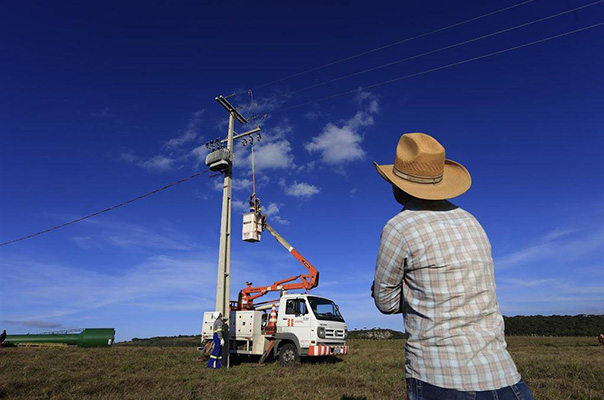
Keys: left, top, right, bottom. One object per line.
{"left": 1, "top": 337, "right": 603, "bottom": 399}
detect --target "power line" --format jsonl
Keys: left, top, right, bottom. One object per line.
{"left": 257, "top": 21, "right": 604, "bottom": 116}
{"left": 0, "top": 170, "right": 209, "bottom": 247}
{"left": 264, "top": 0, "right": 604, "bottom": 101}
{"left": 235, "top": 0, "right": 538, "bottom": 95}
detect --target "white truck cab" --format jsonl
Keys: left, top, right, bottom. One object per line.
{"left": 275, "top": 294, "right": 348, "bottom": 361}
{"left": 202, "top": 293, "right": 348, "bottom": 366}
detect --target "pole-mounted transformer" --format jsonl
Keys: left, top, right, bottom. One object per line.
{"left": 205, "top": 148, "right": 232, "bottom": 172}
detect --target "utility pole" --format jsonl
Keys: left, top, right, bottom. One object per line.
{"left": 211, "top": 95, "right": 260, "bottom": 367}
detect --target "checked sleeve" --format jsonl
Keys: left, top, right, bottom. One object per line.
{"left": 373, "top": 221, "right": 408, "bottom": 314}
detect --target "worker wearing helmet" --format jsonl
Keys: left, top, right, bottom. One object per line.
{"left": 372, "top": 133, "right": 534, "bottom": 399}
{"left": 207, "top": 312, "right": 225, "bottom": 369}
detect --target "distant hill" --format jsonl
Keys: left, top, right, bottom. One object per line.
{"left": 504, "top": 314, "right": 604, "bottom": 336}
{"left": 118, "top": 334, "right": 201, "bottom": 347}
{"left": 348, "top": 328, "right": 405, "bottom": 340}
{"left": 116, "top": 315, "right": 604, "bottom": 346}
{"left": 117, "top": 330, "right": 406, "bottom": 346}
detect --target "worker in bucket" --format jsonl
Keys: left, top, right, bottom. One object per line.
{"left": 207, "top": 312, "right": 225, "bottom": 369}
{"left": 372, "top": 133, "right": 534, "bottom": 400}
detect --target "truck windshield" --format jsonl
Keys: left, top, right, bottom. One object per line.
{"left": 307, "top": 297, "right": 345, "bottom": 322}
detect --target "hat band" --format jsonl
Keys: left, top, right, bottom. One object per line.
{"left": 393, "top": 166, "right": 443, "bottom": 184}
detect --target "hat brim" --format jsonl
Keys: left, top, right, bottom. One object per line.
{"left": 373, "top": 159, "right": 471, "bottom": 200}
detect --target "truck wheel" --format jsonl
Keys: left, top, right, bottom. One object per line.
{"left": 278, "top": 343, "right": 299, "bottom": 367}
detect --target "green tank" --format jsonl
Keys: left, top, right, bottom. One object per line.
{"left": 4, "top": 328, "right": 115, "bottom": 348}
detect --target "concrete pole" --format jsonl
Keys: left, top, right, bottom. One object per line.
{"left": 215, "top": 112, "right": 234, "bottom": 318}
{"left": 211, "top": 95, "right": 258, "bottom": 369}
{"left": 215, "top": 112, "right": 234, "bottom": 368}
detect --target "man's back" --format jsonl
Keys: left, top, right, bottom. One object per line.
{"left": 374, "top": 199, "right": 520, "bottom": 391}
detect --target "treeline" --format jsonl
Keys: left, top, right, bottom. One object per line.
{"left": 119, "top": 334, "right": 201, "bottom": 347}
{"left": 117, "top": 315, "right": 603, "bottom": 346}
{"left": 504, "top": 315, "right": 604, "bottom": 336}
{"left": 348, "top": 328, "right": 405, "bottom": 340}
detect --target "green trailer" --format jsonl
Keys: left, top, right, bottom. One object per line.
{"left": 4, "top": 328, "right": 115, "bottom": 348}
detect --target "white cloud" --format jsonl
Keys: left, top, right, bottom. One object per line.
{"left": 120, "top": 153, "right": 177, "bottom": 171}
{"left": 136, "top": 155, "right": 176, "bottom": 171}
{"left": 1, "top": 255, "right": 217, "bottom": 319}
{"left": 499, "top": 278, "right": 559, "bottom": 288}
{"left": 0, "top": 249, "right": 272, "bottom": 337}
{"left": 71, "top": 219, "right": 196, "bottom": 251}
{"left": 121, "top": 152, "right": 138, "bottom": 163}
{"left": 497, "top": 278, "right": 604, "bottom": 315}
{"left": 234, "top": 120, "right": 295, "bottom": 171}
{"left": 122, "top": 110, "right": 205, "bottom": 172}
{"left": 252, "top": 140, "right": 293, "bottom": 170}
{"left": 353, "top": 90, "right": 380, "bottom": 113}
{"left": 495, "top": 227, "right": 604, "bottom": 270}
{"left": 306, "top": 90, "right": 379, "bottom": 165}
{"left": 191, "top": 145, "right": 209, "bottom": 163}
{"left": 285, "top": 182, "right": 320, "bottom": 198}
{"left": 263, "top": 202, "right": 289, "bottom": 225}
{"left": 542, "top": 228, "right": 579, "bottom": 242}
{"left": 165, "top": 110, "right": 204, "bottom": 148}
{"left": 232, "top": 200, "right": 250, "bottom": 214}
{"left": 305, "top": 110, "right": 322, "bottom": 120}
{"left": 306, "top": 123, "right": 366, "bottom": 164}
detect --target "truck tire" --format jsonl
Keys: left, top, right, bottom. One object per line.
{"left": 278, "top": 343, "right": 299, "bottom": 367}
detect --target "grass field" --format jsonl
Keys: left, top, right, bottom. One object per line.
{"left": 1, "top": 337, "right": 603, "bottom": 399}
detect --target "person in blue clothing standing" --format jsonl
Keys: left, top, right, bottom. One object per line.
{"left": 207, "top": 312, "right": 225, "bottom": 369}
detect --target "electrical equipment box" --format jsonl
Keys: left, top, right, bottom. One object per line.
{"left": 205, "top": 148, "right": 232, "bottom": 172}
{"left": 230, "top": 310, "right": 263, "bottom": 338}
{"left": 242, "top": 212, "right": 262, "bottom": 242}
{"left": 201, "top": 311, "right": 218, "bottom": 340}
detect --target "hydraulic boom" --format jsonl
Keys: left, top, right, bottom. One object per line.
{"left": 235, "top": 218, "right": 319, "bottom": 310}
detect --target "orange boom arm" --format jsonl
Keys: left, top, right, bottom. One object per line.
{"left": 235, "top": 221, "right": 319, "bottom": 310}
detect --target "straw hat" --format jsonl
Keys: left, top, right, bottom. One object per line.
{"left": 373, "top": 133, "right": 471, "bottom": 200}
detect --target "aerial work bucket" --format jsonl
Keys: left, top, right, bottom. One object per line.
{"left": 242, "top": 212, "right": 262, "bottom": 242}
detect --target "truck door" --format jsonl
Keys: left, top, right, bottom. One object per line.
{"left": 282, "top": 298, "right": 311, "bottom": 349}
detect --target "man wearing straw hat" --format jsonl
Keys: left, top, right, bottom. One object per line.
{"left": 372, "top": 133, "right": 534, "bottom": 399}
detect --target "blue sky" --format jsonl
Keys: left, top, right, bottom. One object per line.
{"left": 1, "top": 1, "right": 603, "bottom": 341}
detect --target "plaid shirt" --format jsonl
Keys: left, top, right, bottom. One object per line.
{"left": 373, "top": 199, "right": 520, "bottom": 391}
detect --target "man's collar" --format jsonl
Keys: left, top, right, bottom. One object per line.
{"left": 404, "top": 198, "right": 457, "bottom": 211}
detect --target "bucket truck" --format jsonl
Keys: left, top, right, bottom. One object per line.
{"left": 201, "top": 204, "right": 349, "bottom": 366}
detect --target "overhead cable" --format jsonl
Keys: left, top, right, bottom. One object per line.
{"left": 235, "top": 0, "right": 538, "bottom": 95}
{"left": 265, "top": 0, "right": 604, "bottom": 100}
{"left": 257, "top": 22, "right": 604, "bottom": 116}
{"left": 0, "top": 170, "right": 209, "bottom": 247}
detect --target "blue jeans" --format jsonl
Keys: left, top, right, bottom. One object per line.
{"left": 406, "top": 378, "right": 534, "bottom": 400}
